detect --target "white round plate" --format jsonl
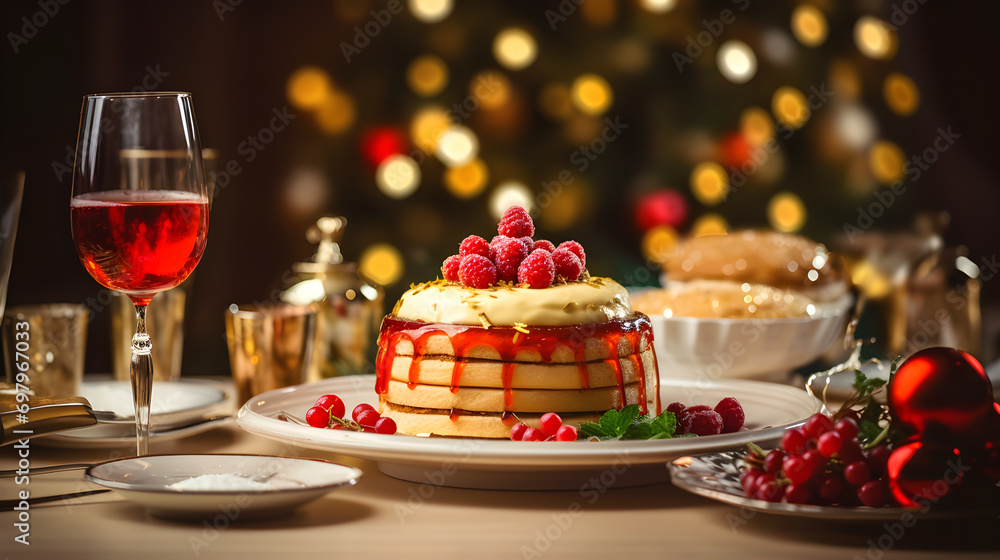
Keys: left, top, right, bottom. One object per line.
{"left": 668, "top": 450, "right": 998, "bottom": 520}
{"left": 237, "top": 374, "right": 821, "bottom": 490}
{"left": 38, "top": 380, "right": 228, "bottom": 448}
{"left": 84, "top": 454, "right": 362, "bottom": 520}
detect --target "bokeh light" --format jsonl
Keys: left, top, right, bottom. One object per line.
{"left": 435, "top": 125, "right": 479, "bottom": 167}
{"left": 772, "top": 86, "right": 811, "bottom": 129}
{"left": 642, "top": 225, "right": 678, "bottom": 263}
{"left": 639, "top": 0, "right": 677, "bottom": 13}
{"left": 854, "top": 16, "right": 897, "bottom": 60}
{"left": 691, "top": 213, "right": 729, "bottom": 237}
{"left": 287, "top": 66, "right": 332, "bottom": 110}
{"left": 314, "top": 92, "right": 355, "bottom": 134}
{"left": 539, "top": 181, "right": 591, "bottom": 231}
{"left": 411, "top": 107, "right": 451, "bottom": 153}
{"left": 581, "top": 0, "right": 617, "bottom": 26}
{"left": 283, "top": 167, "right": 329, "bottom": 218}
{"left": 689, "top": 162, "right": 730, "bottom": 206}
{"left": 740, "top": 107, "right": 774, "bottom": 147}
{"left": 470, "top": 71, "right": 511, "bottom": 110}
{"left": 869, "top": 141, "right": 906, "bottom": 184}
{"left": 760, "top": 28, "right": 795, "bottom": 65}
{"left": 834, "top": 103, "right": 877, "bottom": 150}
{"left": 359, "top": 243, "right": 404, "bottom": 286}
{"left": 851, "top": 259, "right": 891, "bottom": 298}
{"left": 767, "top": 192, "right": 806, "bottom": 233}
{"left": 571, "top": 74, "right": 613, "bottom": 116}
{"left": 407, "top": 55, "right": 449, "bottom": 97}
{"left": 716, "top": 40, "right": 757, "bottom": 84}
{"left": 362, "top": 127, "right": 408, "bottom": 166}
{"left": 444, "top": 159, "right": 488, "bottom": 199}
{"left": 884, "top": 72, "right": 920, "bottom": 116}
{"left": 829, "top": 60, "right": 862, "bottom": 100}
{"left": 493, "top": 28, "right": 537, "bottom": 70}
{"left": 791, "top": 5, "right": 828, "bottom": 47}
{"left": 490, "top": 181, "right": 534, "bottom": 219}
{"left": 409, "top": 0, "right": 453, "bottom": 23}
{"left": 539, "top": 83, "right": 575, "bottom": 121}
{"left": 375, "top": 155, "right": 421, "bottom": 199}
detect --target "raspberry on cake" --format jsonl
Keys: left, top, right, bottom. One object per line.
{"left": 382, "top": 207, "right": 661, "bottom": 438}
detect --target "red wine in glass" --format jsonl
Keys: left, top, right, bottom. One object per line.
{"left": 71, "top": 191, "right": 208, "bottom": 305}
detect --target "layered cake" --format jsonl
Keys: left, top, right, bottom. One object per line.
{"left": 375, "top": 207, "right": 660, "bottom": 438}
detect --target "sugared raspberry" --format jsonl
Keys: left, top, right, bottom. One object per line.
{"left": 518, "top": 236, "right": 534, "bottom": 255}
{"left": 666, "top": 401, "right": 686, "bottom": 415}
{"left": 459, "top": 254, "right": 498, "bottom": 288}
{"left": 551, "top": 248, "right": 583, "bottom": 281}
{"left": 442, "top": 255, "right": 461, "bottom": 282}
{"left": 459, "top": 235, "right": 490, "bottom": 258}
{"left": 490, "top": 236, "right": 529, "bottom": 282}
{"left": 714, "top": 397, "right": 745, "bottom": 433}
{"left": 682, "top": 410, "right": 724, "bottom": 436}
{"left": 498, "top": 206, "right": 534, "bottom": 238}
{"left": 557, "top": 240, "right": 586, "bottom": 268}
{"left": 518, "top": 249, "right": 555, "bottom": 289}
{"left": 533, "top": 239, "right": 556, "bottom": 253}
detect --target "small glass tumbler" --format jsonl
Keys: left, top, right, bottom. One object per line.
{"left": 2, "top": 303, "right": 89, "bottom": 398}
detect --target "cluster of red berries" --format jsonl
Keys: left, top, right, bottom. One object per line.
{"left": 442, "top": 206, "right": 586, "bottom": 289}
{"left": 668, "top": 397, "right": 745, "bottom": 435}
{"left": 305, "top": 394, "right": 397, "bottom": 435}
{"left": 509, "top": 412, "right": 579, "bottom": 441}
{"left": 742, "top": 413, "right": 891, "bottom": 507}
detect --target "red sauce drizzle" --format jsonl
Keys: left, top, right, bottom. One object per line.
{"left": 375, "top": 314, "right": 656, "bottom": 415}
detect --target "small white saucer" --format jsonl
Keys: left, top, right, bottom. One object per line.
{"left": 84, "top": 454, "right": 362, "bottom": 520}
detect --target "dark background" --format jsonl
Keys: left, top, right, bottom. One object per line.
{"left": 2, "top": 0, "right": 998, "bottom": 377}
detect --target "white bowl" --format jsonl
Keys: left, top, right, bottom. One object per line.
{"left": 640, "top": 292, "right": 853, "bottom": 381}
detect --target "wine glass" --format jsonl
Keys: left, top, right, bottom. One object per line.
{"left": 70, "top": 92, "right": 209, "bottom": 455}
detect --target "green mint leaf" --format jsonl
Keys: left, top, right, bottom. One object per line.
{"left": 622, "top": 422, "right": 653, "bottom": 440}
{"left": 578, "top": 422, "right": 612, "bottom": 439}
{"left": 648, "top": 410, "right": 678, "bottom": 438}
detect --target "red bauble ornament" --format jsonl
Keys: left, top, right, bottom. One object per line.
{"left": 887, "top": 440, "right": 964, "bottom": 508}
{"left": 361, "top": 127, "right": 408, "bottom": 166}
{"left": 888, "top": 347, "right": 995, "bottom": 437}
{"left": 634, "top": 189, "right": 688, "bottom": 232}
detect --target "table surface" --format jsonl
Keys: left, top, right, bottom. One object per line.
{"left": 2, "top": 381, "right": 998, "bottom": 560}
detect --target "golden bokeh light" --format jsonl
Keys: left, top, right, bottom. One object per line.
{"left": 740, "top": 107, "right": 775, "bottom": 147}
{"left": 409, "top": 0, "right": 452, "bottom": 23}
{"left": 571, "top": 74, "right": 613, "bottom": 116}
{"left": 407, "top": 55, "right": 449, "bottom": 97}
{"left": 493, "top": 28, "right": 537, "bottom": 71}
{"left": 642, "top": 225, "right": 679, "bottom": 263}
{"left": 490, "top": 181, "right": 534, "bottom": 219}
{"left": 470, "top": 71, "right": 511, "bottom": 110}
{"left": 869, "top": 141, "right": 906, "bottom": 184}
{"left": 850, "top": 258, "right": 892, "bottom": 299}
{"left": 716, "top": 40, "right": 758, "bottom": 84}
{"left": 767, "top": 192, "right": 806, "bottom": 233}
{"left": 287, "top": 66, "right": 332, "bottom": 111}
{"left": 359, "top": 243, "right": 404, "bottom": 286}
{"left": 539, "top": 181, "right": 591, "bottom": 231}
{"left": 375, "top": 155, "right": 421, "bottom": 199}
{"left": 581, "top": 0, "right": 617, "bottom": 26}
{"left": 791, "top": 5, "right": 828, "bottom": 47}
{"left": 691, "top": 213, "right": 729, "bottom": 237}
{"left": 772, "top": 86, "right": 811, "bottom": 130}
{"left": 436, "top": 125, "right": 479, "bottom": 167}
{"left": 884, "top": 72, "right": 920, "bottom": 116}
{"left": 314, "top": 91, "right": 355, "bottom": 134}
{"left": 410, "top": 107, "right": 452, "bottom": 153}
{"left": 854, "top": 16, "right": 897, "bottom": 60}
{"left": 444, "top": 159, "right": 488, "bottom": 199}
{"left": 829, "top": 60, "right": 861, "bottom": 100}
{"left": 689, "top": 162, "right": 730, "bottom": 206}
{"left": 639, "top": 0, "right": 677, "bottom": 13}
{"left": 539, "top": 83, "right": 575, "bottom": 121}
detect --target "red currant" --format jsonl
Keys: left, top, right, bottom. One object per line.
{"left": 804, "top": 413, "right": 834, "bottom": 438}
{"left": 834, "top": 417, "right": 859, "bottom": 440}
{"left": 510, "top": 423, "right": 528, "bottom": 441}
{"left": 782, "top": 427, "right": 808, "bottom": 454}
{"left": 555, "top": 424, "right": 577, "bottom": 441}
{"left": 540, "top": 412, "right": 563, "bottom": 438}
{"left": 522, "top": 427, "right": 545, "bottom": 441}
{"left": 801, "top": 449, "right": 824, "bottom": 476}
{"left": 314, "top": 394, "right": 346, "bottom": 420}
{"left": 764, "top": 449, "right": 785, "bottom": 475}
{"left": 817, "top": 431, "right": 843, "bottom": 457}
{"left": 818, "top": 474, "right": 844, "bottom": 501}
{"left": 839, "top": 439, "right": 865, "bottom": 465}
{"left": 374, "top": 417, "right": 397, "bottom": 434}
{"left": 783, "top": 455, "right": 811, "bottom": 485}
{"left": 858, "top": 480, "right": 886, "bottom": 507}
{"left": 352, "top": 403, "right": 376, "bottom": 422}
{"left": 784, "top": 482, "right": 811, "bottom": 504}
{"left": 305, "top": 406, "right": 331, "bottom": 428}
{"left": 844, "top": 461, "right": 871, "bottom": 487}
{"left": 356, "top": 409, "right": 380, "bottom": 428}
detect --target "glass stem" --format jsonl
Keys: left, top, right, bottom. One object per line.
{"left": 130, "top": 303, "right": 153, "bottom": 456}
